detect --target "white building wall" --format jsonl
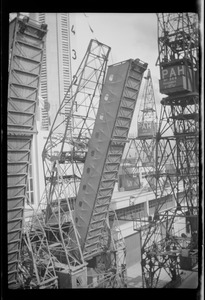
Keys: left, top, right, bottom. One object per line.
{"left": 110, "top": 189, "right": 156, "bottom": 211}
{"left": 27, "top": 13, "right": 74, "bottom": 207}
{"left": 119, "top": 221, "right": 136, "bottom": 238}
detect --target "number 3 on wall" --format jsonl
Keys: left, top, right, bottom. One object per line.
{"left": 72, "top": 49, "right": 77, "bottom": 60}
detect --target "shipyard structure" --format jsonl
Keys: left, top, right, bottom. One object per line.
{"left": 7, "top": 13, "right": 200, "bottom": 289}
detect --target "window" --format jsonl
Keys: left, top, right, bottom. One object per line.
{"left": 116, "top": 202, "right": 145, "bottom": 219}
{"left": 148, "top": 195, "right": 174, "bottom": 209}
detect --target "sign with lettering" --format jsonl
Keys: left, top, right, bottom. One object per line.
{"left": 161, "top": 65, "right": 185, "bottom": 80}
{"left": 138, "top": 121, "right": 157, "bottom": 137}
{"left": 159, "top": 64, "right": 192, "bottom": 95}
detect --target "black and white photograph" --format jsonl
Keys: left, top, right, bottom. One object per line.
{"left": 2, "top": 10, "right": 203, "bottom": 294}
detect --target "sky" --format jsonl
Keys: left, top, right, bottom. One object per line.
{"left": 9, "top": 12, "right": 163, "bottom": 135}
{"left": 70, "top": 13, "right": 162, "bottom": 134}
{"left": 10, "top": 13, "right": 163, "bottom": 106}
{"left": 72, "top": 13, "right": 161, "bottom": 97}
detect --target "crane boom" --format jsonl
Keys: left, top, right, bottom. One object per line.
{"left": 75, "top": 58, "right": 147, "bottom": 259}
{"left": 7, "top": 14, "right": 47, "bottom": 288}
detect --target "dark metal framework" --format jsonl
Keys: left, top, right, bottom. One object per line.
{"left": 140, "top": 13, "right": 200, "bottom": 288}
{"left": 25, "top": 42, "right": 147, "bottom": 288}
{"left": 22, "top": 39, "right": 111, "bottom": 288}
{"left": 122, "top": 69, "right": 158, "bottom": 191}
{"left": 73, "top": 58, "right": 147, "bottom": 287}
{"left": 42, "top": 39, "right": 111, "bottom": 201}
{"left": 7, "top": 14, "right": 47, "bottom": 288}
{"left": 119, "top": 13, "right": 199, "bottom": 288}
{"left": 22, "top": 39, "right": 136, "bottom": 289}
{"left": 137, "top": 69, "right": 158, "bottom": 126}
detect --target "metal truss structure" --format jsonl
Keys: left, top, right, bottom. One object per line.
{"left": 137, "top": 69, "right": 158, "bottom": 133}
{"left": 87, "top": 209, "right": 127, "bottom": 288}
{"left": 118, "top": 13, "right": 199, "bottom": 288}
{"left": 8, "top": 12, "right": 200, "bottom": 290}
{"left": 18, "top": 205, "right": 58, "bottom": 289}
{"left": 42, "top": 39, "right": 111, "bottom": 200}
{"left": 140, "top": 13, "right": 200, "bottom": 288}
{"left": 23, "top": 40, "right": 147, "bottom": 288}
{"left": 22, "top": 39, "right": 111, "bottom": 288}
{"left": 74, "top": 58, "right": 147, "bottom": 287}
{"left": 7, "top": 14, "right": 47, "bottom": 288}
{"left": 121, "top": 69, "right": 158, "bottom": 191}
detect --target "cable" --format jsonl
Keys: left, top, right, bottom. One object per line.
{"left": 83, "top": 13, "right": 98, "bottom": 41}
{"left": 83, "top": 13, "right": 114, "bottom": 64}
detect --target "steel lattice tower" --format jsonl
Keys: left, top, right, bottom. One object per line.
{"left": 139, "top": 13, "right": 200, "bottom": 288}
{"left": 137, "top": 69, "right": 158, "bottom": 130}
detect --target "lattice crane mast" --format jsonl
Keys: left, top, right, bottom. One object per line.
{"left": 139, "top": 13, "right": 199, "bottom": 288}
{"left": 22, "top": 40, "right": 111, "bottom": 288}
{"left": 41, "top": 39, "right": 110, "bottom": 220}
{"left": 25, "top": 37, "right": 147, "bottom": 288}
{"left": 137, "top": 69, "right": 158, "bottom": 135}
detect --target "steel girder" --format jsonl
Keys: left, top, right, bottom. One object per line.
{"left": 26, "top": 40, "right": 111, "bottom": 288}
{"left": 74, "top": 59, "right": 147, "bottom": 258}
{"left": 139, "top": 13, "right": 199, "bottom": 288}
{"left": 7, "top": 15, "right": 47, "bottom": 288}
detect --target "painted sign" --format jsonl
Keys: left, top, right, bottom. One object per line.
{"left": 159, "top": 64, "right": 192, "bottom": 95}
{"left": 138, "top": 121, "right": 157, "bottom": 137}
{"left": 161, "top": 64, "right": 185, "bottom": 80}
